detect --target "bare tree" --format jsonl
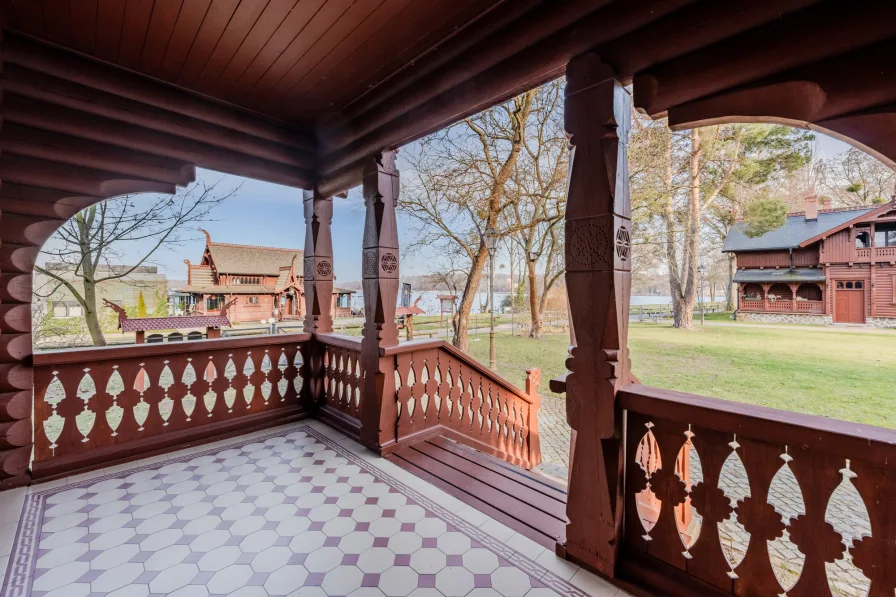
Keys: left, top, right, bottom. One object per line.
{"left": 821, "top": 147, "right": 895, "bottom": 206}
{"left": 401, "top": 90, "right": 535, "bottom": 350}
{"left": 505, "top": 81, "right": 568, "bottom": 338}
{"left": 34, "top": 181, "right": 234, "bottom": 346}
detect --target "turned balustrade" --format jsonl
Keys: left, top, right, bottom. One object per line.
{"left": 32, "top": 334, "right": 310, "bottom": 479}
{"left": 618, "top": 384, "right": 896, "bottom": 597}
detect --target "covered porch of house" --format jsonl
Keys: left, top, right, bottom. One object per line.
{"left": 734, "top": 270, "right": 827, "bottom": 315}
{"left": 2, "top": 2, "right": 896, "bottom": 596}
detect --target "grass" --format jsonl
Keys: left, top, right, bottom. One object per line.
{"left": 465, "top": 322, "right": 896, "bottom": 430}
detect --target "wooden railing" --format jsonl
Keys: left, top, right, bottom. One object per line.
{"left": 316, "top": 334, "right": 363, "bottom": 435}
{"left": 795, "top": 300, "right": 824, "bottom": 313}
{"left": 876, "top": 246, "right": 896, "bottom": 260}
{"left": 767, "top": 300, "right": 793, "bottom": 311}
{"left": 383, "top": 339, "right": 541, "bottom": 469}
{"left": 618, "top": 384, "right": 893, "bottom": 597}
{"left": 739, "top": 299, "right": 764, "bottom": 311}
{"left": 856, "top": 247, "right": 871, "bottom": 260}
{"left": 33, "top": 334, "right": 310, "bottom": 479}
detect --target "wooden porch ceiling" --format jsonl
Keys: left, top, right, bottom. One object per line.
{"left": 3, "top": 0, "right": 895, "bottom": 194}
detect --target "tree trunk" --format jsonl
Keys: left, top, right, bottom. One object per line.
{"left": 453, "top": 248, "right": 489, "bottom": 351}
{"left": 677, "top": 129, "right": 703, "bottom": 330}
{"left": 82, "top": 279, "right": 106, "bottom": 346}
{"left": 526, "top": 259, "right": 541, "bottom": 338}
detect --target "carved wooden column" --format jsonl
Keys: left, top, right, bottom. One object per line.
{"left": 359, "top": 151, "right": 400, "bottom": 450}
{"left": 302, "top": 189, "right": 335, "bottom": 407}
{"left": 762, "top": 283, "right": 771, "bottom": 311}
{"left": 562, "top": 54, "right": 632, "bottom": 577}
{"left": 790, "top": 283, "right": 799, "bottom": 312}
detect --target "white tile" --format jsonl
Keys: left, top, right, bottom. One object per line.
{"left": 569, "top": 568, "right": 620, "bottom": 597}
{"left": 44, "top": 582, "right": 91, "bottom": 597}
{"left": 480, "top": 518, "right": 515, "bottom": 543}
{"left": 456, "top": 505, "right": 491, "bottom": 528}
{"left": 206, "top": 564, "right": 253, "bottom": 594}
{"left": 0, "top": 521, "right": 19, "bottom": 557}
{"left": 534, "top": 550, "right": 579, "bottom": 582}
{"left": 505, "top": 533, "right": 547, "bottom": 561}
{"left": 462, "top": 548, "right": 500, "bottom": 574}
{"left": 265, "top": 564, "right": 309, "bottom": 596}
{"left": 491, "top": 566, "right": 532, "bottom": 597}
{"left": 251, "top": 546, "right": 292, "bottom": 572}
{"left": 321, "top": 565, "right": 364, "bottom": 595}
{"left": 92, "top": 562, "right": 144, "bottom": 593}
{"left": 410, "top": 547, "right": 447, "bottom": 574}
{"left": 143, "top": 545, "right": 191, "bottom": 571}
{"left": 379, "top": 565, "right": 419, "bottom": 597}
{"left": 107, "top": 584, "right": 151, "bottom": 597}
{"left": 32, "top": 561, "right": 89, "bottom": 592}
{"left": 304, "top": 546, "right": 343, "bottom": 573}
{"left": 436, "top": 566, "right": 475, "bottom": 597}
{"left": 149, "top": 563, "right": 200, "bottom": 593}
{"left": 0, "top": 488, "right": 26, "bottom": 524}
{"left": 198, "top": 545, "right": 241, "bottom": 572}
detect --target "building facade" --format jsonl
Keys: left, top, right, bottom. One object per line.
{"left": 35, "top": 263, "right": 168, "bottom": 319}
{"left": 724, "top": 196, "right": 896, "bottom": 327}
{"left": 178, "top": 232, "right": 354, "bottom": 323}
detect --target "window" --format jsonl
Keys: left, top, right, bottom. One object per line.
{"left": 855, "top": 281, "right": 863, "bottom": 289}
{"left": 856, "top": 230, "right": 871, "bottom": 248}
{"left": 836, "top": 281, "right": 844, "bottom": 289}
{"left": 875, "top": 222, "right": 896, "bottom": 247}
{"left": 207, "top": 295, "right": 224, "bottom": 311}
{"left": 247, "top": 296, "right": 259, "bottom": 305}
{"left": 52, "top": 302, "right": 68, "bottom": 318}
{"left": 846, "top": 281, "right": 854, "bottom": 289}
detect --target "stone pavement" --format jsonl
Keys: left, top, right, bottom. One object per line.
{"left": 531, "top": 402, "right": 873, "bottom": 597}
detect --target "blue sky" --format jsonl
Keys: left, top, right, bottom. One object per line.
{"left": 38, "top": 132, "right": 853, "bottom": 284}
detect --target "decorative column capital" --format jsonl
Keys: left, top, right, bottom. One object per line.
{"left": 303, "top": 189, "right": 334, "bottom": 334}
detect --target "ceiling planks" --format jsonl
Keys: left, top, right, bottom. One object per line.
{"left": 189, "top": 0, "right": 271, "bottom": 89}
{"left": 117, "top": 0, "right": 156, "bottom": 69}
{"left": 94, "top": 0, "right": 127, "bottom": 62}
{"left": 38, "top": 0, "right": 71, "bottom": 46}
{"left": 138, "top": 0, "right": 184, "bottom": 74}
{"left": 175, "top": 0, "right": 242, "bottom": 86}
{"left": 67, "top": 0, "right": 98, "bottom": 54}
{"left": 155, "top": 0, "right": 213, "bottom": 80}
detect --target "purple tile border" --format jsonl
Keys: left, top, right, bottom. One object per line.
{"left": 0, "top": 423, "right": 591, "bottom": 597}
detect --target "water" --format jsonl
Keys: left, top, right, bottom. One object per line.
{"left": 348, "top": 291, "right": 709, "bottom": 315}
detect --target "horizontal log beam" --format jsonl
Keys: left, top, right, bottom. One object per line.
{"left": 4, "top": 34, "right": 315, "bottom": 152}
{"left": 317, "top": 0, "right": 692, "bottom": 182}
{"left": 4, "top": 94, "right": 312, "bottom": 188}
{"left": 633, "top": 0, "right": 895, "bottom": 116}
{"left": 317, "top": 0, "right": 619, "bottom": 152}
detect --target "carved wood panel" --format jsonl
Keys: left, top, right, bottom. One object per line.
{"left": 392, "top": 346, "right": 540, "bottom": 470}
{"left": 33, "top": 338, "right": 308, "bottom": 477}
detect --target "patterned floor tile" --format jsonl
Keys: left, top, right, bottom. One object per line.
{"left": 2, "top": 425, "right": 618, "bottom": 597}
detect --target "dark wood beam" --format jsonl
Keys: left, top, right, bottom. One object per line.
{"left": 317, "top": 0, "right": 614, "bottom": 153}
{"left": 4, "top": 34, "right": 314, "bottom": 150}
{"left": 633, "top": 0, "right": 895, "bottom": 116}
{"left": 317, "top": 0, "right": 694, "bottom": 184}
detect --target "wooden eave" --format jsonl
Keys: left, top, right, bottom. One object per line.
{"left": 798, "top": 200, "right": 896, "bottom": 248}
{"left": 3, "top": 1, "right": 895, "bottom": 195}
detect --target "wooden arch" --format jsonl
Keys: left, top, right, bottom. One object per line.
{"left": 0, "top": 33, "right": 310, "bottom": 489}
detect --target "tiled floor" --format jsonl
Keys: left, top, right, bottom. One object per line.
{"left": 0, "top": 421, "right": 627, "bottom": 597}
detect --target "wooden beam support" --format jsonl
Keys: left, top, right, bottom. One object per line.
{"left": 633, "top": 0, "right": 893, "bottom": 117}
{"left": 316, "top": 0, "right": 693, "bottom": 184}
{"left": 561, "top": 54, "right": 632, "bottom": 577}
{"left": 359, "top": 151, "right": 400, "bottom": 451}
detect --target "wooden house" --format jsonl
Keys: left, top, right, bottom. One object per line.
{"left": 724, "top": 196, "right": 896, "bottom": 326}
{"left": 178, "top": 231, "right": 355, "bottom": 323}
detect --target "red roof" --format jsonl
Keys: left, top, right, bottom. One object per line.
{"left": 395, "top": 305, "right": 425, "bottom": 316}
{"left": 121, "top": 315, "right": 231, "bottom": 332}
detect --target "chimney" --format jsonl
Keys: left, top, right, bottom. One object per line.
{"left": 804, "top": 195, "right": 818, "bottom": 221}
{"left": 821, "top": 196, "right": 832, "bottom": 211}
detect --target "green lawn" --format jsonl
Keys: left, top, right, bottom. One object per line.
{"left": 465, "top": 323, "right": 896, "bottom": 429}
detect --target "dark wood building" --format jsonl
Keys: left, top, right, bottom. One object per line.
{"left": 179, "top": 232, "right": 354, "bottom": 323}
{"left": 725, "top": 196, "right": 896, "bottom": 326}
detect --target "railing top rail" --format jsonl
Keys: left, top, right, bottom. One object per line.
{"left": 34, "top": 332, "right": 312, "bottom": 366}
{"left": 620, "top": 383, "right": 896, "bottom": 469}
{"left": 382, "top": 338, "right": 531, "bottom": 403}
{"left": 315, "top": 333, "right": 363, "bottom": 351}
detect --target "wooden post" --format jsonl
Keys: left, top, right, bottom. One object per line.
{"left": 136, "top": 331, "right": 145, "bottom": 344}
{"left": 790, "top": 283, "right": 799, "bottom": 312}
{"left": 561, "top": 54, "right": 632, "bottom": 577}
{"left": 359, "top": 151, "right": 400, "bottom": 451}
{"left": 303, "top": 189, "right": 335, "bottom": 408}
{"left": 762, "top": 283, "right": 771, "bottom": 311}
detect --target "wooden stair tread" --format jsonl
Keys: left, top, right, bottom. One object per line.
{"left": 387, "top": 436, "right": 567, "bottom": 549}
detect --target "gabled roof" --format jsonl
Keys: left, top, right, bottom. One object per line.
{"left": 206, "top": 242, "right": 302, "bottom": 276}
{"left": 723, "top": 207, "right": 875, "bottom": 252}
